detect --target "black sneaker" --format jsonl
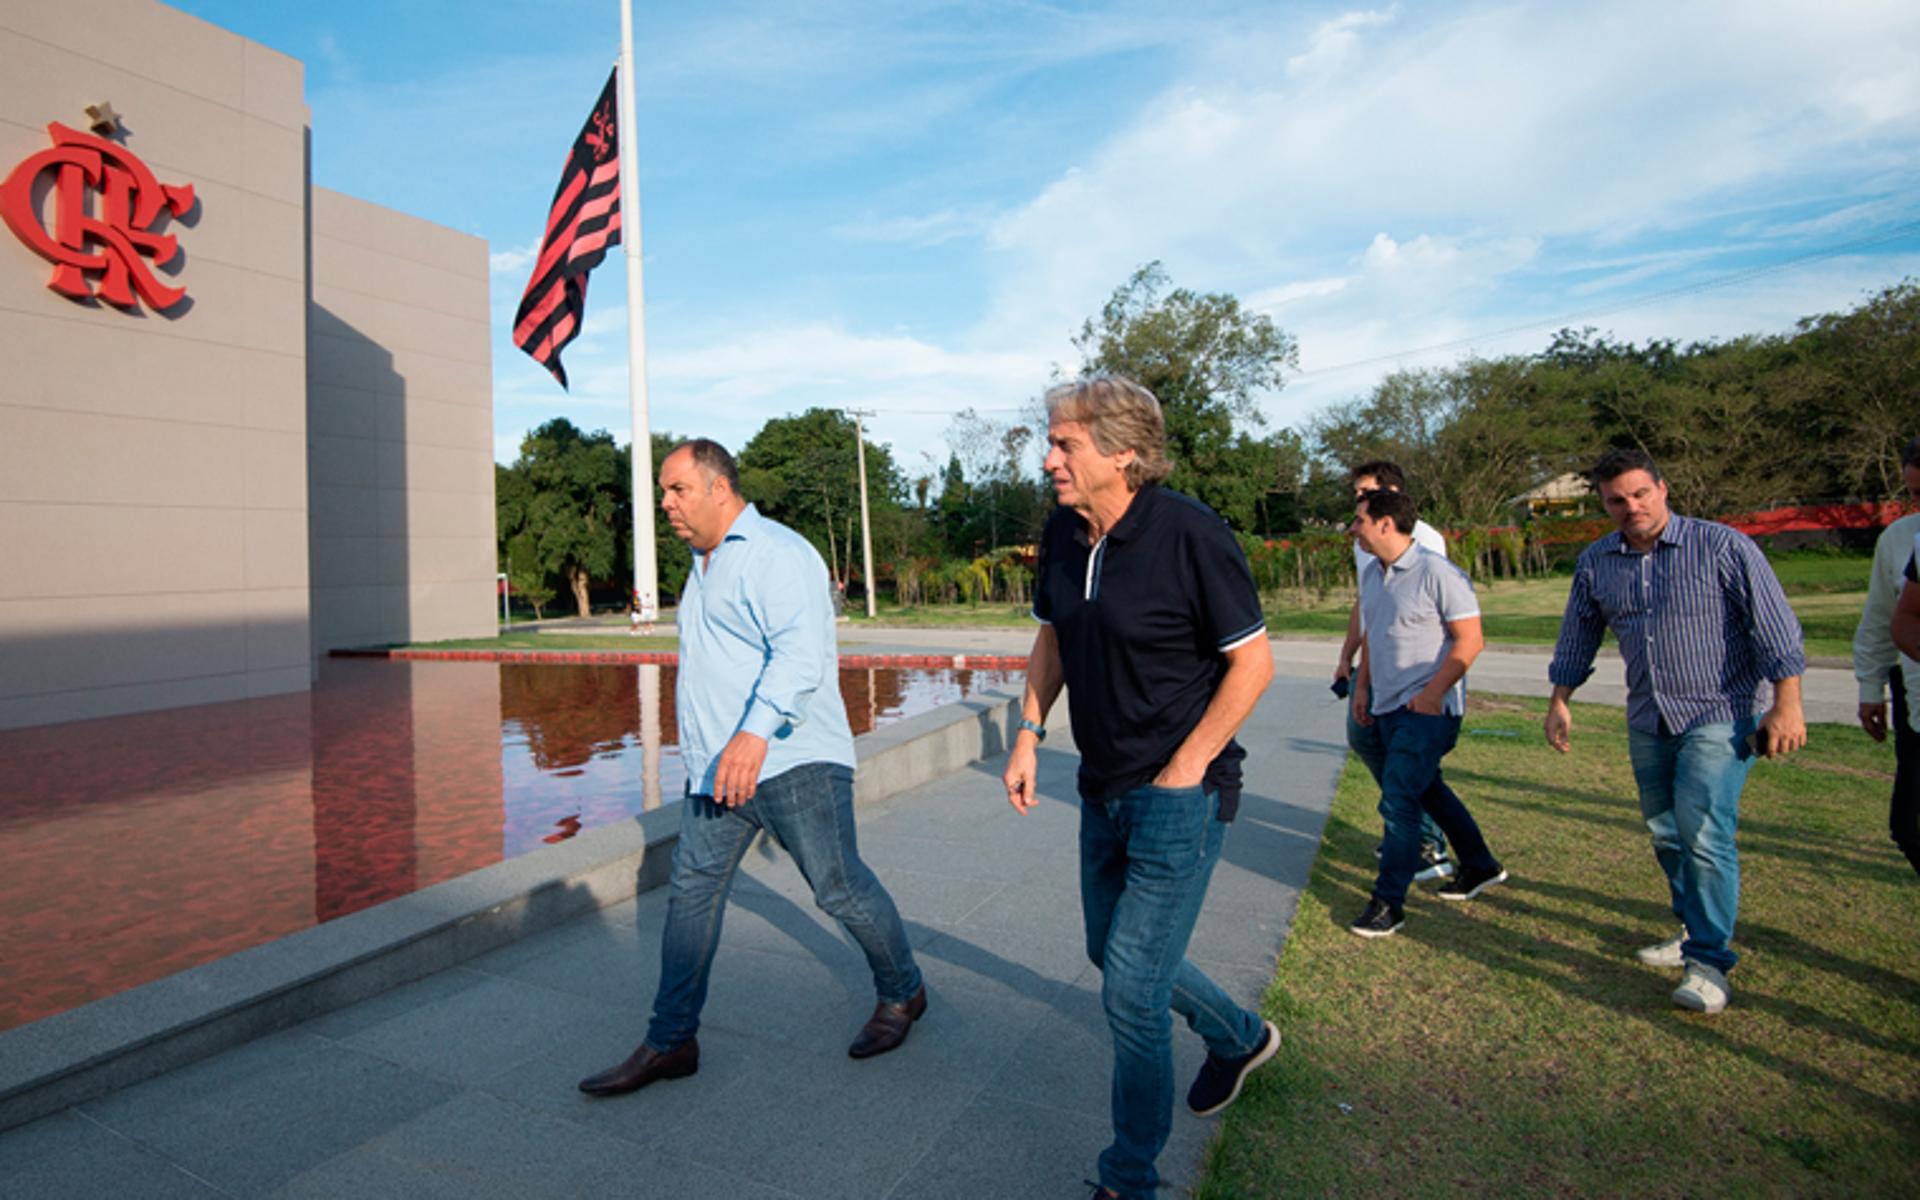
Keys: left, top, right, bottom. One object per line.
{"left": 1348, "top": 897, "right": 1403, "bottom": 938}
{"left": 1187, "top": 1019, "right": 1281, "bottom": 1115}
{"left": 1413, "top": 844, "right": 1454, "bottom": 883}
{"left": 1436, "top": 863, "right": 1508, "bottom": 901}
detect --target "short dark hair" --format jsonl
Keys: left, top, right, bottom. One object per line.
{"left": 674, "top": 437, "right": 741, "bottom": 494}
{"left": 1902, "top": 436, "right": 1920, "bottom": 470}
{"left": 1589, "top": 446, "right": 1662, "bottom": 488}
{"left": 1357, "top": 487, "right": 1417, "bottom": 534}
{"left": 1350, "top": 460, "right": 1406, "bottom": 491}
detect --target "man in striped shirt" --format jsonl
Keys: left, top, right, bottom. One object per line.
{"left": 1545, "top": 448, "right": 1806, "bottom": 1015}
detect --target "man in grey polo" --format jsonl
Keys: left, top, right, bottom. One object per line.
{"left": 1347, "top": 489, "right": 1507, "bottom": 937}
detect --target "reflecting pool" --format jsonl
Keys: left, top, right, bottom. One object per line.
{"left": 0, "top": 658, "right": 1018, "bottom": 1031}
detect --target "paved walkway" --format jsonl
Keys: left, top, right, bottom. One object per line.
{"left": 0, "top": 678, "right": 1347, "bottom": 1200}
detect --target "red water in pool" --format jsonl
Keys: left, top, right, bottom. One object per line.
{"left": 0, "top": 659, "right": 1017, "bottom": 1032}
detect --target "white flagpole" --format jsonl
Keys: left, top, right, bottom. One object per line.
{"left": 618, "top": 1, "right": 659, "bottom": 624}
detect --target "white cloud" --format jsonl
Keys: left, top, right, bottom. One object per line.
{"left": 1286, "top": 9, "right": 1394, "bottom": 78}
{"left": 832, "top": 207, "right": 996, "bottom": 246}
{"left": 962, "top": 0, "right": 1920, "bottom": 435}
{"left": 488, "top": 241, "right": 538, "bottom": 276}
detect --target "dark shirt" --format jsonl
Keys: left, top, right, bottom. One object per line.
{"left": 1033, "top": 485, "right": 1267, "bottom": 818}
{"left": 1548, "top": 514, "right": 1805, "bottom": 734}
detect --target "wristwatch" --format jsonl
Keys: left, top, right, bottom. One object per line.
{"left": 1017, "top": 717, "right": 1047, "bottom": 742}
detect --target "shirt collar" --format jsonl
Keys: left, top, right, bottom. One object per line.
{"left": 1605, "top": 512, "right": 1689, "bottom": 555}
{"left": 1067, "top": 486, "right": 1154, "bottom": 547}
{"left": 1379, "top": 540, "right": 1421, "bottom": 572}
{"left": 1104, "top": 484, "right": 1155, "bottom": 543}
{"left": 721, "top": 502, "right": 763, "bottom": 544}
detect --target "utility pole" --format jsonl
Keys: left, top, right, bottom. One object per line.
{"left": 845, "top": 408, "right": 878, "bottom": 619}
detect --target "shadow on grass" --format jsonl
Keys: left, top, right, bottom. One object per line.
{"left": 1450, "top": 768, "right": 1916, "bottom": 885}
{"left": 1311, "top": 811, "right": 1917, "bottom": 1124}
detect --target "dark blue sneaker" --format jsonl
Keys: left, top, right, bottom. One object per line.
{"left": 1186, "top": 1019, "right": 1280, "bottom": 1115}
{"left": 1348, "top": 897, "right": 1404, "bottom": 938}
{"left": 1437, "top": 864, "right": 1508, "bottom": 902}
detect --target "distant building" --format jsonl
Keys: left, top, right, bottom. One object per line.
{"left": 0, "top": 0, "right": 497, "bottom": 730}
{"left": 1517, "top": 472, "right": 1591, "bottom": 517}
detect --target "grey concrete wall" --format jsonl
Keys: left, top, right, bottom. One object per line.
{"left": 0, "top": 0, "right": 311, "bottom": 729}
{"left": 306, "top": 188, "right": 496, "bottom": 653}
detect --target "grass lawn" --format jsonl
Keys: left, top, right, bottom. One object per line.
{"left": 1197, "top": 695, "right": 1918, "bottom": 1198}
{"left": 841, "top": 603, "right": 1039, "bottom": 628}
{"left": 1263, "top": 549, "right": 1869, "bottom": 659}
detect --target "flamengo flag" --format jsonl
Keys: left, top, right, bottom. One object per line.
{"left": 512, "top": 69, "right": 622, "bottom": 389}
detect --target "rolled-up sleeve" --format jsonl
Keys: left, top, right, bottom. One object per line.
{"left": 740, "top": 541, "right": 832, "bottom": 740}
{"left": 1731, "top": 537, "right": 1806, "bottom": 682}
{"left": 1548, "top": 557, "right": 1605, "bottom": 690}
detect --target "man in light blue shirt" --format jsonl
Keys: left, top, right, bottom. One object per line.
{"left": 580, "top": 439, "right": 924, "bottom": 1099}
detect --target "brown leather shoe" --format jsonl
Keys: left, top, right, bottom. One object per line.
{"left": 848, "top": 986, "right": 927, "bottom": 1059}
{"left": 577, "top": 1039, "right": 699, "bottom": 1097}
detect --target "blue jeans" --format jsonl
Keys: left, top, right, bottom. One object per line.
{"left": 1348, "top": 707, "right": 1448, "bottom": 857}
{"left": 1369, "top": 709, "right": 1499, "bottom": 905}
{"left": 1081, "top": 784, "right": 1265, "bottom": 1200}
{"left": 1626, "top": 719, "right": 1755, "bottom": 974}
{"left": 646, "top": 761, "right": 922, "bottom": 1050}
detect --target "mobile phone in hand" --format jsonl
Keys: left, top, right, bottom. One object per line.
{"left": 1331, "top": 677, "right": 1350, "bottom": 700}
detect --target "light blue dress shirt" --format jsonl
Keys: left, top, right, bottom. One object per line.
{"left": 675, "top": 503, "right": 854, "bottom": 794}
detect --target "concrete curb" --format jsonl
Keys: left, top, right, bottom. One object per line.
{"left": 0, "top": 689, "right": 1035, "bottom": 1134}
{"left": 335, "top": 648, "right": 1031, "bottom": 669}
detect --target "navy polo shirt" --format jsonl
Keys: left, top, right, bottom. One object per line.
{"left": 1033, "top": 485, "right": 1267, "bottom": 819}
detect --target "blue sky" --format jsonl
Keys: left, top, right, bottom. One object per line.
{"left": 170, "top": 0, "right": 1920, "bottom": 484}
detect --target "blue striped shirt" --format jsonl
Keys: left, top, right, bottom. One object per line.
{"left": 1548, "top": 514, "right": 1805, "bottom": 735}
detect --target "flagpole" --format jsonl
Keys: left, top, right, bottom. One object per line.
{"left": 618, "top": 0, "right": 659, "bottom": 624}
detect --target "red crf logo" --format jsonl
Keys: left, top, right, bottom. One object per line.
{"left": 0, "top": 122, "right": 196, "bottom": 312}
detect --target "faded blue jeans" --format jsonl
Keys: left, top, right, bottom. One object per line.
{"left": 646, "top": 761, "right": 922, "bottom": 1050}
{"left": 1369, "top": 709, "right": 1500, "bottom": 906}
{"left": 1626, "top": 718, "right": 1755, "bottom": 974}
{"left": 1081, "top": 783, "right": 1265, "bottom": 1200}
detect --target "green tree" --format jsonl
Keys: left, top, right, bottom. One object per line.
{"left": 496, "top": 464, "right": 557, "bottom": 618}
{"left": 1073, "top": 262, "right": 1302, "bottom": 530}
{"left": 639, "top": 431, "right": 691, "bottom": 603}
{"left": 1329, "top": 357, "right": 1592, "bottom": 527}
{"left": 1785, "top": 279, "right": 1920, "bottom": 499}
{"left": 498, "top": 418, "right": 625, "bottom": 618}
{"left": 941, "top": 410, "right": 1051, "bottom": 554}
{"left": 737, "top": 408, "right": 903, "bottom": 589}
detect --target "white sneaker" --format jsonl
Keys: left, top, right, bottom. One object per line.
{"left": 1634, "top": 932, "right": 1686, "bottom": 969}
{"left": 1672, "top": 960, "right": 1730, "bottom": 1014}
{"left": 1413, "top": 846, "right": 1454, "bottom": 883}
